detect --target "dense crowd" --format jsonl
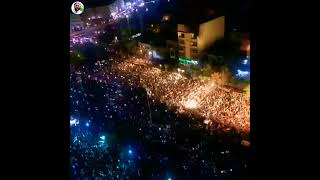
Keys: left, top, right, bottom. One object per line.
{"left": 113, "top": 58, "right": 250, "bottom": 136}
{"left": 70, "top": 56, "right": 250, "bottom": 179}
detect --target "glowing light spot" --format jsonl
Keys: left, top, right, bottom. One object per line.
{"left": 70, "top": 118, "right": 79, "bottom": 126}
{"left": 204, "top": 119, "right": 211, "bottom": 124}
{"left": 184, "top": 99, "right": 198, "bottom": 109}
{"left": 100, "top": 135, "right": 105, "bottom": 140}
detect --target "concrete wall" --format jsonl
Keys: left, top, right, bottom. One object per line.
{"left": 198, "top": 16, "right": 225, "bottom": 52}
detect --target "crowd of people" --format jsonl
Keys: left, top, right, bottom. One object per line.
{"left": 70, "top": 56, "right": 250, "bottom": 179}
{"left": 113, "top": 58, "right": 250, "bottom": 137}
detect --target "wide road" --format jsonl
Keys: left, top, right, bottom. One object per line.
{"left": 70, "top": 19, "right": 118, "bottom": 38}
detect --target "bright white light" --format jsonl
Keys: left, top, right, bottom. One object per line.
{"left": 100, "top": 135, "right": 105, "bottom": 140}
{"left": 148, "top": 51, "right": 152, "bottom": 55}
{"left": 139, "top": 2, "right": 145, "bottom": 7}
{"left": 111, "top": 12, "right": 116, "bottom": 17}
{"left": 184, "top": 99, "right": 198, "bottom": 109}
{"left": 128, "top": 150, "right": 132, "bottom": 154}
{"left": 243, "top": 59, "right": 248, "bottom": 64}
{"left": 146, "top": 8, "right": 148, "bottom": 12}
{"left": 191, "top": 60, "right": 198, "bottom": 65}
{"left": 236, "top": 69, "right": 249, "bottom": 77}
{"left": 168, "top": 178, "right": 172, "bottom": 180}
{"left": 70, "top": 118, "right": 79, "bottom": 126}
{"left": 86, "top": 122, "right": 89, "bottom": 126}
{"left": 204, "top": 119, "right": 211, "bottom": 124}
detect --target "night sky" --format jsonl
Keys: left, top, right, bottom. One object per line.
{"left": 70, "top": 0, "right": 249, "bottom": 31}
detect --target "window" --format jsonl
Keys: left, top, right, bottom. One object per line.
{"left": 179, "top": 40, "right": 185, "bottom": 45}
{"left": 178, "top": 32, "right": 185, "bottom": 38}
{"left": 191, "top": 41, "right": 197, "bottom": 46}
{"left": 191, "top": 49, "right": 198, "bottom": 54}
{"left": 179, "top": 46, "right": 185, "bottom": 51}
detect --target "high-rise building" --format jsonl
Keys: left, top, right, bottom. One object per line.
{"left": 177, "top": 16, "right": 225, "bottom": 62}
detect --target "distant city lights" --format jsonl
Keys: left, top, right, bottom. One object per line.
{"left": 139, "top": 2, "right": 145, "bottom": 7}
{"left": 131, "top": 33, "right": 141, "bottom": 38}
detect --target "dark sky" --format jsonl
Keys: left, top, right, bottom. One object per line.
{"left": 70, "top": 0, "right": 249, "bottom": 31}
{"left": 70, "top": 0, "right": 115, "bottom": 8}
{"left": 175, "top": 0, "right": 249, "bottom": 31}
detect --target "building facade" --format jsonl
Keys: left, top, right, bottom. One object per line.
{"left": 177, "top": 16, "right": 225, "bottom": 62}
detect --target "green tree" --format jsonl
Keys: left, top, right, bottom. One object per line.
{"left": 202, "top": 64, "right": 214, "bottom": 77}
{"left": 119, "top": 40, "right": 138, "bottom": 55}
{"left": 70, "top": 51, "right": 85, "bottom": 65}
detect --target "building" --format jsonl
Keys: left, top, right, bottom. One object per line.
{"left": 70, "top": 14, "right": 85, "bottom": 33}
{"left": 240, "top": 38, "right": 250, "bottom": 56}
{"left": 177, "top": 16, "right": 225, "bottom": 63}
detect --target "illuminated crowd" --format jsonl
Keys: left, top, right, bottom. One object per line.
{"left": 113, "top": 58, "right": 250, "bottom": 135}
{"left": 70, "top": 55, "right": 250, "bottom": 179}
{"left": 110, "top": 0, "right": 159, "bottom": 20}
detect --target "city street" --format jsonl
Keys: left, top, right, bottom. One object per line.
{"left": 70, "top": 0, "right": 250, "bottom": 179}
{"left": 70, "top": 40, "right": 250, "bottom": 179}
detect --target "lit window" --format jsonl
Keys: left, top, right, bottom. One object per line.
{"left": 178, "top": 32, "right": 184, "bottom": 38}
